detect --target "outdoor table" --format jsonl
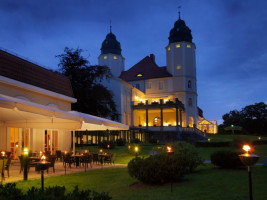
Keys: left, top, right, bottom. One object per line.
{"left": 98, "top": 153, "right": 109, "bottom": 165}
{"left": 36, "top": 161, "right": 50, "bottom": 191}
{"left": 29, "top": 157, "right": 41, "bottom": 162}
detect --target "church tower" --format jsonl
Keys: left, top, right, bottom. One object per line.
{"left": 166, "top": 11, "right": 198, "bottom": 127}
{"left": 98, "top": 26, "right": 125, "bottom": 77}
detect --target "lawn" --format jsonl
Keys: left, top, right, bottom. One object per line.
{"left": 15, "top": 165, "right": 267, "bottom": 200}
{"left": 14, "top": 134, "right": 267, "bottom": 199}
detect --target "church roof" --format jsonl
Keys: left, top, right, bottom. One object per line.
{"left": 119, "top": 54, "right": 172, "bottom": 82}
{"left": 101, "top": 32, "right": 122, "bottom": 55}
{"left": 168, "top": 15, "right": 193, "bottom": 44}
{"left": 0, "top": 50, "right": 74, "bottom": 98}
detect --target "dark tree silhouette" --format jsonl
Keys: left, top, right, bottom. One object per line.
{"left": 56, "top": 47, "right": 118, "bottom": 120}
{"left": 222, "top": 102, "right": 267, "bottom": 135}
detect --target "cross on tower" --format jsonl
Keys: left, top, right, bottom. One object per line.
{"left": 110, "top": 20, "right": 112, "bottom": 33}
{"left": 178, "top": 6, "right": 181, "bottom": 19}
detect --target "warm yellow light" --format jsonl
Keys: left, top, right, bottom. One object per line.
{"left": 128, "top": 145, "right": 131, "bottom": 150}
{"left": 24, "top": 148, "right": 29, "bottom": 155}
{"left": 208, "top": 138, "right": 211, "bottom": 142}
{"left": 41, "top": 155, "right": 46, "bottom": 161}
{"left": 176, "top": 65, "right": 181, "bottom": 70}
{"left": 134, "top": 146, "right": 139, "bottom": 152}
{"left": 187, "top": 44, "right": 191, "bottom": 48}
{"left": 1, "top": 151, "right": 5, "bottom": 156}
{"left": 167, "top": 46, "right": 170, "bottom": 51}
{"left": 164, "top": 123, "right": 169, "bottom": 126}
{"left": 137, "top": 73, "right": 142, "bottom": 77}
{"left": 107, "top": 144, "right": 110, "bottom": 149}
{"left": 176, "top": 44, "right": 180, "bottom": 48}
{"left": 258, "top": 137, "right": 261, "bottom": 140}
{"left": 113, "top": 56, "right": 117, "bottom": 59}
{"left": 135, "top": 96, "right": 139, "bottom": 100}
{"left": 104, "top": 56, "right": 107, "bottom": 59}
{"left": 99, "top": 149, "right": 103, "bottom": 154}
{"left": 167, "top": 146, "right": 172, "bottom": 152}
{"left": 242, "top": 145, "right": 251, "bottom": 153}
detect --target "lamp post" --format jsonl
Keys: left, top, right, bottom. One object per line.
{"left": 134, "top": 146, "right": 139, "bottom": 158}
{"left": 166, "top": 146, "right": 174, "bottom": 192}
{"left": 36, "top": 155, "right": 50, "bottom": 192}
{"left": 23, "top": 148, "right": 29, "bottom": 181}
{"left": 239, "top": 145, "right": 259, "bottom": 200}
{"left": 1, "top": 151, "right": 6, "bottom": 184}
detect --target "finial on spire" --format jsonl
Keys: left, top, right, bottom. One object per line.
{"left": 110, "top": 20, "right": 112, "bottom": 33}
{"left": 178, "top": 6, "right": 181, "bottom": 19}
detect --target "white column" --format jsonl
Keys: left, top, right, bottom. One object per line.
{"left": 18, "top": 128, "right": 22, "bottom": 156}
{"left": 72, "top": 131, "right": 75, "bottom": 154}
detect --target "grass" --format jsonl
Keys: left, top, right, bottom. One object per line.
{"left": 15, "top": 165, "right": 267, "bottom": 200}
{"left": 13, "top": 134, "right": 267, "bottom": 199}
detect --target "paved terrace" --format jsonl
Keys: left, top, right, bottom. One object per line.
{"left": 2, "top": 160, "right": 127, "bottom": 183}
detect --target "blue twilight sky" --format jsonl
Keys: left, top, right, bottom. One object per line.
{"left": 0, "top": 0, "right": 266, "bottom": 124}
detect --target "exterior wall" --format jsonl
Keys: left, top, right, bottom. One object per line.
{"left": 98, "top": 53, "right": 125, "bottom": 77}
{"left": 0, "top": 81, "right": 72, "bottom": 111}
{"left": 0, "top": 126, "right": 7, "bottom": 150}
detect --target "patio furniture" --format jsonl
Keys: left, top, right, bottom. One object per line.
{"left": 5, "top": 157, "right": 12, "bottom": 177}
{"left": 80, "top": 154, "right": 92, "bottom": 168}
{"left": 47, "top": 155, "right": 57, "bottom": 173}
{"left": 92, "top": 153, "right": 99, "bottom": 165}
{"left": 104, "top": 153, "right": 115, "bottom": 165}
{"left": 0, "top": 159, "right": 7, "bottom": 183}
{"left": 63, "top": 154, "right": 75, "bottom": 168}
{"left": 56, "top": 150, "right": 62, "bottom": 161}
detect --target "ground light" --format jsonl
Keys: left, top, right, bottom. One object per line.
{"left": 134, "top": 146, "right": 139, "bottom": 158}
{"left": 166, "top": 146, "right": 174, "bottom": 192}
{"left": 239, "top": 144, "right": 259, "bottom": 200}
{"left": 23, "top": 148, "right": 29, "bottom": 181}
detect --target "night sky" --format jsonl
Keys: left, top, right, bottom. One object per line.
{"left": 0, "top": 0, "right": 266, "bottom": 124}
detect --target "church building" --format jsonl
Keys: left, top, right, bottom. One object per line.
{"left": 98, "top": 12, "right": 217, "bottom": 141}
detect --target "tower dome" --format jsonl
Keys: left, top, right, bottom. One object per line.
{"left": 101, "top": 31, "right": 122, "bottom": 55}
{"left": 168, "top": 15, "right": 193, "bottom": 44}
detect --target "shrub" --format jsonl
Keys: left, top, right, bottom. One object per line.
{"left": 98, "top": 141, "right": 115, "bottom": 149}
{"left": 0, "top": 184, "right": 112, "bottom": 200}
{"left": 131, "top": 138, "right": 141, "bottom": 144}
{"left": 128, "top": 142, "right": 202, "bottom": 184}
{"left": 116, "top": 138, "right": 126, "bottom": 146}
{"left": 210, "top": 150, "right": 244, "bottom": 169}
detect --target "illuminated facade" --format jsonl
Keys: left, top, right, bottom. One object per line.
{"left": 99, "top": 12, "right": 217, "bottom": 139}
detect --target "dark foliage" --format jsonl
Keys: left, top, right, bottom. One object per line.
{"left": 195, "top": 141, "right": 230, "bottom": 147}
{"left": 211, "top": 150, "right": 244, "bottom": 169}
{"left": 222, "top": 102, "right": 267, "bottom": 135}
{"left": 128, "top": 142, "right": 202, "bottom": 184}
{"left": 131, "top": 138, "right": 141, "bottom": 144}
{"left": 98, "top": 140, "right": 115, "bottom": 149}
{"left": 0, "top": 183, "right": 111, "bottom": 200}
{"left": 116, "top": 138, "right": 126, "bottom": 146}
{"left": 56, "top": 47, "right": 118, "bottom": 120}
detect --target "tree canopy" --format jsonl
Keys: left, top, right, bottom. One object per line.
{"left": 222, "top": 102, "right": 267, "bottom": 135}
{"left": 56, "top": 47, "right": 118, "bottom": 120}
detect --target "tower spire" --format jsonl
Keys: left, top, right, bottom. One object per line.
{"left": 178, "top": 6, "right": 181, "bottom": 19}
{"left": 110, "top": 20, "right": 112, "bottom": 33}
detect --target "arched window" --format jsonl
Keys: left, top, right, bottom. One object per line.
{"left": 188, "top": 80, "right": 192, "bottom": 88}
{"left": 188, "top": 117, "right": 194, "bottom": 127}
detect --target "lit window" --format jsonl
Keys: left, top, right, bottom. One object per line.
{"left": 167, "top": 46, "right": 170, "bottom": 51}
{"left": 147, "top": 82, "right": 151, "bottom": 89}
{"left": 113, "top": 56, "right": 117, "bottom": 59}
{"left": 187, "top": 44, "right": 191, "bottom": 48}
{"left": 104, "top": 56, "right": 107, "bottom": 59}
{"left": 176, "top": 65, "right": 181, "bottom": 70}
{"left": 176, "top": 44, "right": 180, "bottom": 48}
{"left": 137, "top": 73, "right": 142, "bottom": 77}
{"left": 136, "top": 83, "right": 140, "bottom": 89}
{"left": 188, "top": 98, "right": 192, "bottom": 106}
{"left": 159, "top": 81, "right": 163, "bottom": 90}
{"left": 188, "top": 80, "right": 192, "bottom": 88}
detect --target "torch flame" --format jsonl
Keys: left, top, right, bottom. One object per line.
{"left": 167, "top": 146, "right": 172, "bottom": 152}
{"left": 243, "top": 145, "right": 251, "bottom": 153}
{"left": 41, "top": 155, "right": 46, "bottom": 161}
{"left": 1, "top": 151, "right": 5, "bottom": 156}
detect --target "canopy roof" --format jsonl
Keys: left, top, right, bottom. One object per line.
{"left": 0, "top": 94, "right": 128, "bottom": 131}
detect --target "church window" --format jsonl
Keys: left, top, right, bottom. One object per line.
{"left": 176, "top": 44, "right": 180, "bottom": 48}
{"left": 188, "top": 80, "right": 192, "bottom": 88}
{"left": 147, "top": 82, "right": 151, "bottom": 89}
{"left": 104, "top": 56, "right": 107, "bottom": 59}
{"left": 159, "top": 81, "right": 164, "bottom": 90}
{"left": 113, "top": 56, "right": 117, "bottom": 59}
{"left": 187, "top": 44, "right": 191, "bottom": 48}
{"left": 176, "top": 65, "right": 181, "bottom": 70}
{"left": 136, "top": 83, "right": 140, "bottom": 89}
{"left": 188, "top": 98, "right": 192, "bottom": 106}
{"left": 167, "top": 46, "right": 170, "bottom": 51}
{"left": 137, "top": 73, "right": 142, "bottom": 77}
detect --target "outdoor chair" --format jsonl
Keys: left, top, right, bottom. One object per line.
{"left": 5, "top": 157, "right": 12, "bottom": 177}
{"left": 47, "top": 155, "right": 57, "bottom": 173}
{"left": 80, "top": 154, "right": 92, "bottom": 168}
{"left": 56, "top": 150, "right": 62, "bottom": 161}
{"left": 92, "top": 153, "right": 99, "bottom": 165}
{"left": 63, "top": 154, "right": 75, "bottom": 168}
{"left": 104, "top": 153, "right": 115, "bottom": 165}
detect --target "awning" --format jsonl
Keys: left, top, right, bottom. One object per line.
{"left": 0, "top": 94, "right": 129, "bottom": 130}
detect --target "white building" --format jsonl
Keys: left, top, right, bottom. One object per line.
{"left": 99, "top": 13, "right": 217, "bottom": 141}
